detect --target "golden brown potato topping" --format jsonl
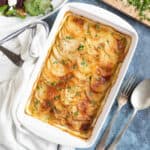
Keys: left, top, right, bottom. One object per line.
{"left": 26, "top": 12, "right": 131, "bottom": 139}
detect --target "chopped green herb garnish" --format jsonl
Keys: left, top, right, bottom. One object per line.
{"left": 47, "top": 101, "right": 51, "bottom": 107}
{"left": 95, "top": 34, "right": 98, "bottom": 37}
{"left": 65, "top": 36, "right": 73, "bottom": 40}
{"left": 75, "top": 92, "right": 80, "bottom": 96}
{"left": 87, "top": 24, "right": 90, "bottom": 34}
{"left": 81, "top": 59, "right": 88, "bottom": 67}
{"left": 78, "top": 44, "right": 84, "bottom": 51}
{"left": 61, "top": 59, "right": 67, "bottom": 65}
{"left": 67, "top": 86, "right": 71, "bottom": 90}
{"left": 89, "top": 76, "right": 92, "bottom": 81}
{"left": 95, "top": 24, "right": 100, "bottom": 30}
{"left": 34, "top": 99, "right": 40, "bottom": 109}
{"left": 44, "top": 115, "right": 51, "bottom": 121}
{"left": 126, "top": 0, "right": 150, "bottom": 22}
{"left": 72, "top": 64, "right": 77, "bottom": 69}
{"left": 51, "top": 82, "right": 57, "bottom": 86}
{"left": 106, "top": 40, "right": 109, "bottom": 44}
{"left": 36, "top": 85, "right": 40, "bottom": 90}
{"left": 54, "top": 95, "right": 60, "bottom": 100}
{"left": 74, "top": 111, "right": 78, "bottom": 116}
{"left": 56, "top": 87, "right": 62, "bottom": 91}
{"left": 53, "top": 60, "right": 59, "bottom": 64}
{"left": 91, "top": 100, "right": 96, "bottom": 105}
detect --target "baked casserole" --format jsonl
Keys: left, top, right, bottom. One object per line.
{"left": 26, "top": 12, "right": 131, "bottom": 139}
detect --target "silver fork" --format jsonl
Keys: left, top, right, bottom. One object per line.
{"left": 96, "top": 75, "right": 137, "bottom": 150}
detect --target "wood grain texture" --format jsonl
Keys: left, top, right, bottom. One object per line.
{"left": 102, "top": 0, "right": 150, "bottom": 27}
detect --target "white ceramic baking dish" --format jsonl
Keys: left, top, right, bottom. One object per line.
{"left": 15, "top": 2, "right": 138, "bottom": 148}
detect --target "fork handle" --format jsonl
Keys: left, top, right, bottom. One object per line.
{"left": 0, "top": 45, "right": 24, "bottom": 67}
{"left": 107, "top": 109, "right": 137, "bottom": 150}
{"left": 96, "top": 106, "right": 121, "bottom": 150}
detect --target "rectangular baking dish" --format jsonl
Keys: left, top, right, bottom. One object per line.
{"left": 16, "top": 2, "right": 138, "bottom": 148}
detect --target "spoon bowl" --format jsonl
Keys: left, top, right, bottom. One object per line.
{"left": 131, "top": 79, "right": 150, "bottom": 110}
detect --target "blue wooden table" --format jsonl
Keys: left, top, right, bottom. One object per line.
{"left": 45, "top": 0, "right": 150, "bottom": 149}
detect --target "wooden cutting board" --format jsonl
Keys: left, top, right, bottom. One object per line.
{"left": 102, "top": 0, "right": 150, "bottom": 27}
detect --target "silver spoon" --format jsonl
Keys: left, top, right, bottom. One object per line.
{"left": 107, "top": 79, "right": 150, "bottom": 150}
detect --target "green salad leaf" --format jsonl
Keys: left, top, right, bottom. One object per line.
{"left": 24, "top": 0, "right": 53, "bottom": 16}
{"left": 0, "top": 5, "right": 8, "bottom": 15}
{"left": 5, "top": 8, "right": 17, "bottom": 16}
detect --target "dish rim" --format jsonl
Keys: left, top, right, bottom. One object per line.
{"left": 14, "top": 2, "right": 138, "bottom": 148}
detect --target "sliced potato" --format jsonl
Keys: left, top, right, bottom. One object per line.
{"left": 56, "top": 39, "right": 79, "bottom": 63}
{"left": 77, "top": 99, "right": 96, "bottom": 119}
{"left": 98, "top": 49, "right": 118, "bottom": 69}
{"left": 77, "top": 55, "right": 94, "bottom": 75}
{"left": 65, "top": 15, "right": 85, "bottom": 37}
{"left": 99, "top": 33, "right": 117, "bottom": 51}
{"left": 85, "top": 86, "right": 104, "bottom": 103}
{"left": 59, "top": 38, "right": 80, "bottom": 53}
{"left": 52, "top": 46, "right": 63, "bottom": 61}
{"left": 61, "top": 78, "right": 85, "bottom": 105}
{"left": 49, "top": 54, "right": 68, "bottom": 77}
{"left": 85, "top": 38, "right": 99, "bottom": 56}
{"left": 90, "top": 74, "right": 111, "bottom": 93}
{"left": 73, "top": 69, "right": 87, "bottom": 81}
{"left": 42, "top": 67, "right": 59, "bottom": 85}
{"left": 35, "top": 82, "right": 49, "bottom": 101}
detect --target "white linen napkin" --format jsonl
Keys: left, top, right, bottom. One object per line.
{"left": 0, "top": 24, "right": 74, "bottom": 150}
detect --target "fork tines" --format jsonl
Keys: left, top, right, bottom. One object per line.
{"left": 120, "top": 75, "right": 137, "bottom": 96}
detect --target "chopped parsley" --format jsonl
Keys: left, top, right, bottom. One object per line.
{"left": 65, "top": 36, "right": 73, "bottom": 40}
{"left": 78, "top": 44, "right": 84, "bottom": 51}
{"left": 89, "top": 76, "right": 92, "bottom": 81}
{"left": 67, "top": 86, "right": 71, "bottom": 90}
{"left": 95, "top": 34, "right": 98, "bottom": 37}
{"left": 47, "top": 101, "right": 51, "bottom": 107}
{"left": 74, "top": 111, "right": 78, "bottom": 116}
{"left": 81, "top": 59, "right": 88, "bottom": 67}
{"left": 54, "top": 95, "right": 60, "bottom": 100}
{"left": 126, "top": 0, "right": 150, "bottom": 21}
{"left": 106, "top": 40, "right": 109, "bottom": 44}
{"left": 36, "top": 85, "right": 41, "bottom": 90}
{"left": 61, "top": 59, "right": 68, "bottom": 65}
{"left": 91, "top": 100, "right": 96, "bottom": 105}
{"left": 75, "top": 92, "right": 80, "bottom": 96}
{"left": 51, "top": 82, "right": 57, "bottom": 86}
{"left": 34, "top": 99, "right": 40, "bottom": 109}
{"left": 53, "top": 60, "right": 59, "bottom": 64}
{"left": 95, "top": 24, "right": 100, "bottom": 30}
{"left": 72, "top": 64, "right": 77, "bottom": 69}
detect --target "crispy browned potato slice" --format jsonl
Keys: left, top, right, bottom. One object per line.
{"left": 90, "top": 74, "right": 111, "bottom": 93}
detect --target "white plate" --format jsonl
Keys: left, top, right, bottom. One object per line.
{"left": 15, "top": 2, "right": 138, "bottom": 148}
{"left": 0, "top": 0, "right": 67, "bottom": 39}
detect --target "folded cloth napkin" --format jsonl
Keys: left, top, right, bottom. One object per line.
{"left": 0, "top": 16, "right": 38, "bottom": 40}
{"left": 0, "top": 23, "right": 74, "bottom": 150}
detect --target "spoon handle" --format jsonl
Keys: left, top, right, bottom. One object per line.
{"left": 107, "top": 109, "right": 137, "bottom": 150}
{"left": 96, "top": 106, "right": 121, "bottom": 150}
